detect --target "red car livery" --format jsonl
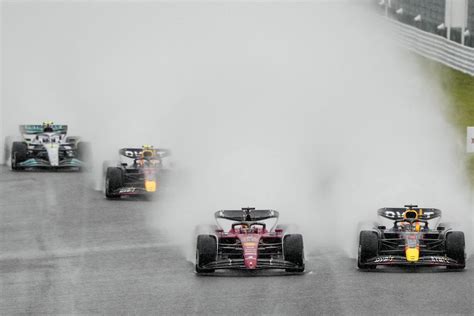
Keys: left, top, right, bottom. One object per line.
{"left": 195, "top": 208, "right": 305, "bottom": 273}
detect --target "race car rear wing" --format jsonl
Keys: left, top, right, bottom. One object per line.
{"left": 378, "top": 207, "right": 441, "bottom": 220}
{"left": 20, "top": 124, "right": 68, "bottom": 135}
{"left": 215, "top": 208, "right": 279, "bottom": 222}
{"left": 119, "top": 148, "right": 171, "bottom": 159}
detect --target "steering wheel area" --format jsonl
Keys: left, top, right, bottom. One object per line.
{"left": 394, "top": 219, "right": 427, "bottom": 231}
{"left": 231, "top": 222, "right": 266, "bottom": 232}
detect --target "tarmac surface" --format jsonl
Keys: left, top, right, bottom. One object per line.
{"left": 1, "top": 166, "right": 473, "bottom": 315}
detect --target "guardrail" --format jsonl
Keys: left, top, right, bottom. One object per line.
{"left": 388, "top": 19, "right": 474, "bottom": 76}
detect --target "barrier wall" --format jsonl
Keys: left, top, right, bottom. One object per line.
{"left": 389, "top": 18, "right": 474, "bottom": 76}
{"left": 379, "top": 0, "right": 474, "bottom": 48}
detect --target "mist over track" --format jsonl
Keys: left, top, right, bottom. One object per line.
{"left": 0, "top": 167, "right": 473, "bottom": 314}
{"left": 2, "top": 2, "right": 471, "bottom": 252}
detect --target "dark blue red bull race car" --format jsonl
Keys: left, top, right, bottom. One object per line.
{"left": 358, "top": 205, "right": 465, "bottom": 270}
{"left": 104, "top": 145, "right": 170, "bottom": 199}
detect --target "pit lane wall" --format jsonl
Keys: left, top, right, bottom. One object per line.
{"left": 377, "top": 0, "right": 474, "bottom": 76}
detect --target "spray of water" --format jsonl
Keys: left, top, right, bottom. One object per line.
{"left": 2, "top": 2, "right": 471, "bottom": 260}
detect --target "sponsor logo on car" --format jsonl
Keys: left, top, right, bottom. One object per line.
{"left": 374, "top": 256, "right": 394, "bottom": 263}
{"left": 430, "top": 256, "right": 450, "bottom": 263}
{"left": 119, "top": 187, "right": 137, "bottom": 193}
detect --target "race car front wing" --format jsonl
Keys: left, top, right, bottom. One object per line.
{"left": 111, "top": 187, "right": 152, "bottom": 196}
{"left": 18, "top": 158, "right": 84, "bottom": 168}
{"left": 366, "top": 255, "right": 464, "bottom": 267}
{"left": 201, "top": 258, "right": 302, "bottom": 270}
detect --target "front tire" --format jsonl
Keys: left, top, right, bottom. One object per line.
{"left": 195, "top": 235, "right": 217, "bottom": 273}
{"left": 358, "top": 231, "right": 378, "bottom": 270}
{"left": 11, "top": 142, "right": 28, "bottom": 171}
{"left": 446, "top": 231, "right": 465, "bottom": 270}
{"left": 283, "top": 234, "right": 305, "bottom": 272}
{"left": 105, "top": 167, "right": 123, "bottom": 199}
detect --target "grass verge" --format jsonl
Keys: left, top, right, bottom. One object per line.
{"left": 431, "top": 62, "right": 474, "bottom": 180}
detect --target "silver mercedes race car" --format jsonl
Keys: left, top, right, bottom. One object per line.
{"left": 9, "top": 122, "right": 90, "bottom": 171}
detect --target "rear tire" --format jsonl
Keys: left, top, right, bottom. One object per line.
{"left": 446, "top": 231, "right": 465, "bottom": 270}
{"left": 105, "top": 167, "right": 123, "bottom": 199}
{"left": 11, "top": 142, "right": 28, "bottom": 171}
{"left": 195, "top": 235, "right": 217, "bottom": 273}
{"left": 358, "top": 231, "right": 378, "bottom": 270}
{"left": 283, "top": 234, "right": 305, "bottom": 272}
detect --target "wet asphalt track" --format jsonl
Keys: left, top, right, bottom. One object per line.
{"left": 0, "top": 166, "right": 473, "bottom": 315}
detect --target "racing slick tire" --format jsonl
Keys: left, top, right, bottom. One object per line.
{"left": 446, "top": 231, "right": 465, "bottom": 270}
{"left": 195, "top": 235, "right": 217, "bottom": 273}
{"left": 105, "top": 167, "right": 123, "bottom": 199}
{"left": 358, "top": 231, "right": 378, "bottom": 270}
{"left": 11, "top": 142, "right": 28, "bottom": 171}
{"left": 283, "top": 234, "right": 305, "bottom": 272}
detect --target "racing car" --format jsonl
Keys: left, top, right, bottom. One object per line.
{"left": 195, "top": 207, "right": 305, "bottom": 273}
{"left": 104, "top": 145, "right": 170, "bottom": 199}
{"left": 358, "top": 205, "right": 465, "bottom": 270}
{"left": 9, "top": 121, "right": 90, "bottom": 170}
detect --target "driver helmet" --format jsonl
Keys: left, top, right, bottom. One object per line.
{"left": 42, "top": 121, "right": 54, "bottom": 133}
{"left": 141, "top": 145, "right": 154, "bottom": 160}
{"left": 402, "top": 209, "right": 421, "bottom": 231}
{"left": 239, "top": 223, "right": 249, "bottom": 233}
